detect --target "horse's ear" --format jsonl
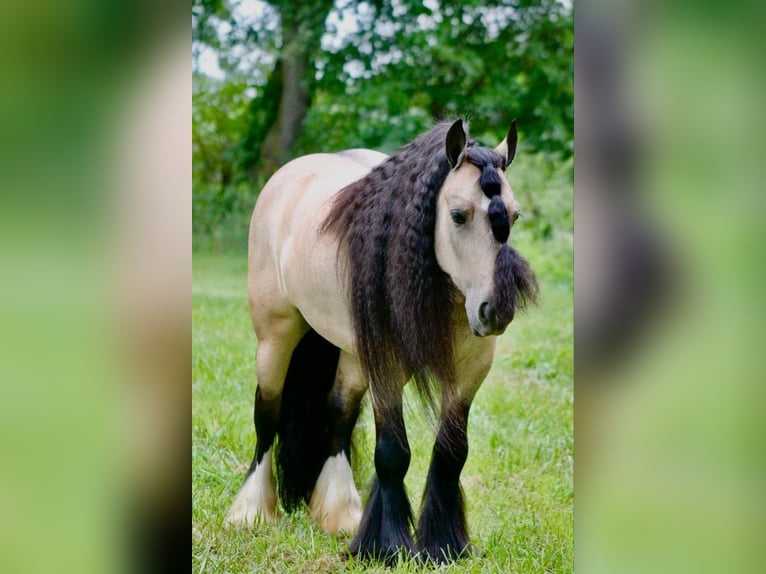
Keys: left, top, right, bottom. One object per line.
{"left": 495, "top": 119, "right": 518, "bottom": 169}
{"left": 446, "top": 119, "right": 467, "bottom": 169}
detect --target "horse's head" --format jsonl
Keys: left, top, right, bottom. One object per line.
{"left": 435, "top": 119, "right": 538, "bottom": 337}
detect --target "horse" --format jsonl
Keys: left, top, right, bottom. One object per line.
{"left": 225, "top": 119, "right": 539, "bottom": 563}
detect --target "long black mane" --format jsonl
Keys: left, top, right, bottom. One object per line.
{"left": 322, "top": 122, "right": 490, "bottom": 411}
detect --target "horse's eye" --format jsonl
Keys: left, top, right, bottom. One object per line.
{"left": 450, "top": 209, "right": 467, "bottom": 225}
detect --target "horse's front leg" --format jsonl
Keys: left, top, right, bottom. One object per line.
{"left": 349, "top": 392, "right": 415, "bottom": 562}
{"left": 416, "top": 341, "right": 494, "bottom": 563}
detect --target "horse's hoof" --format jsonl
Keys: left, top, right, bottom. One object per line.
{"left": 224, "top": 505, "right": 278, "bottom": 528}
{"left": 349, "top": 541, "right": 415, "bottom": 565}
{"left": 225, "top": 475, "right": 278, "bottom": 527}
{"left": 316, "top": 504, "right": 362, "bottom": 534}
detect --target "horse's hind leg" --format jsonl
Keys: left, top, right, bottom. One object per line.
{"left": 309, "top": 351, "right": 366, "bottom": 533}
{"left": 225, "top": 385, "right": 280, "bottom": 526}
{"left": 226, "top": 315, "right": 307, "bottom": 526}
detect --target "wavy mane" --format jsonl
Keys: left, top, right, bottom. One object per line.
{"left": 322, "top": 122, "right": 484, "bottom": 412}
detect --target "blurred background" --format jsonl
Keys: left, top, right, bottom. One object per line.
{"left": 191, "top": 0, "right": 573, "bottom": 251}
{"left": 0, "top": 0, "right": 762, "bottom": 572}
{"left": 576, "top": 1, "right": 765, "bottom": 573}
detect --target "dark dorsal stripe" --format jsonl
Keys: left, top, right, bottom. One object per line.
{"left": 465, "top": 146, "right": 510, "bottom": 243}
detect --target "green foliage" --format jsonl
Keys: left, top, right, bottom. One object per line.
{"left": 193, "top": 180, "right": 262, "bottom": 252}
{"left": 192, "top": 0, "right": 572, "bottom": 250}
{"left": 295, "top": 89, "right": 435, "bottom": 155}
{"left": 307, "top": 0, "right": 573, "bottom": 157}
{"left": 192, "top": 77, "right": 249, "bottom": 186}
{"left": 193, "top": 76, "right": 264, "bottom": 251}
{"left": 510, "top": 153, "right": 573, "bottom": 262}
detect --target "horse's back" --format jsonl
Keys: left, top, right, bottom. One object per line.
{"left": 251, "top": 150, "right": 385, "bottom": 231}
{"left": 248, "top": 150, "right": 386, "bottom": 350}
{"left": 335, "top": 148, "right": 388, "bottom": 168}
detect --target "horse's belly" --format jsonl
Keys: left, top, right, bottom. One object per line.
{"left": 281, "top": 234, "right": 355, "bottom": 353}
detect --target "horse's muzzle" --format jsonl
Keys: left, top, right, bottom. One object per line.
{"left": 476, "top": 301, "right": 512, "bottom": 337}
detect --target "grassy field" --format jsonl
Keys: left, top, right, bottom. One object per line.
{"left": 192, "top": 159, "right": 573, "bottom": 573}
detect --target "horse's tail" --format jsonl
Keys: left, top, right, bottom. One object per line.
{"left": 275, "top": 329, "right": 340, "bottom": 512}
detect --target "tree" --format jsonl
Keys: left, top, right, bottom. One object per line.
{"left": 305, "top": 0, "right": 573, "bottom": 156}
{"left": 192, "top": 0, "right": 573, "bottom": 249}
{"left": 254, "top": 1, "right": 336, "bottom": 175}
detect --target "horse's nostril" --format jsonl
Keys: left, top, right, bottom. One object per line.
{"left": 479, "top": 301, "right": 490, "bottom": 324}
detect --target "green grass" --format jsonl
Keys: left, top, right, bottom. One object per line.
{"left": 192, "top": 159, "right": 572, "bottom": 573}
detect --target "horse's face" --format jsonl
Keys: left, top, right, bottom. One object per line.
{"left": 435, "top": 120, "right": 521, "bottom": 337}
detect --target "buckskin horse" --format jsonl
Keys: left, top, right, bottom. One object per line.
{"left": 226, "top": 119, "right": 538, "bottom": 563}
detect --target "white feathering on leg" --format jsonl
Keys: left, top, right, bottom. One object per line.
{"left": 309, "top": 453, "right": 362, "bottom": 534}
{"left": 225, "top": 449, "right": 278, "bottom": 526}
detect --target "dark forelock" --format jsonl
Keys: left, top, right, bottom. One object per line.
{"left": 464, "top": 146, "right": 510, "bottom": 243}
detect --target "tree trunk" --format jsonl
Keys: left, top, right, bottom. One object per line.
{"left": 256, "top": 1, "right": 333, "bottom": 179}
{"left": 258, "top": 44, "right": 310, "bottom": 176}
{"left": 241, "top": 60, "right": 282, "bottom": 178}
